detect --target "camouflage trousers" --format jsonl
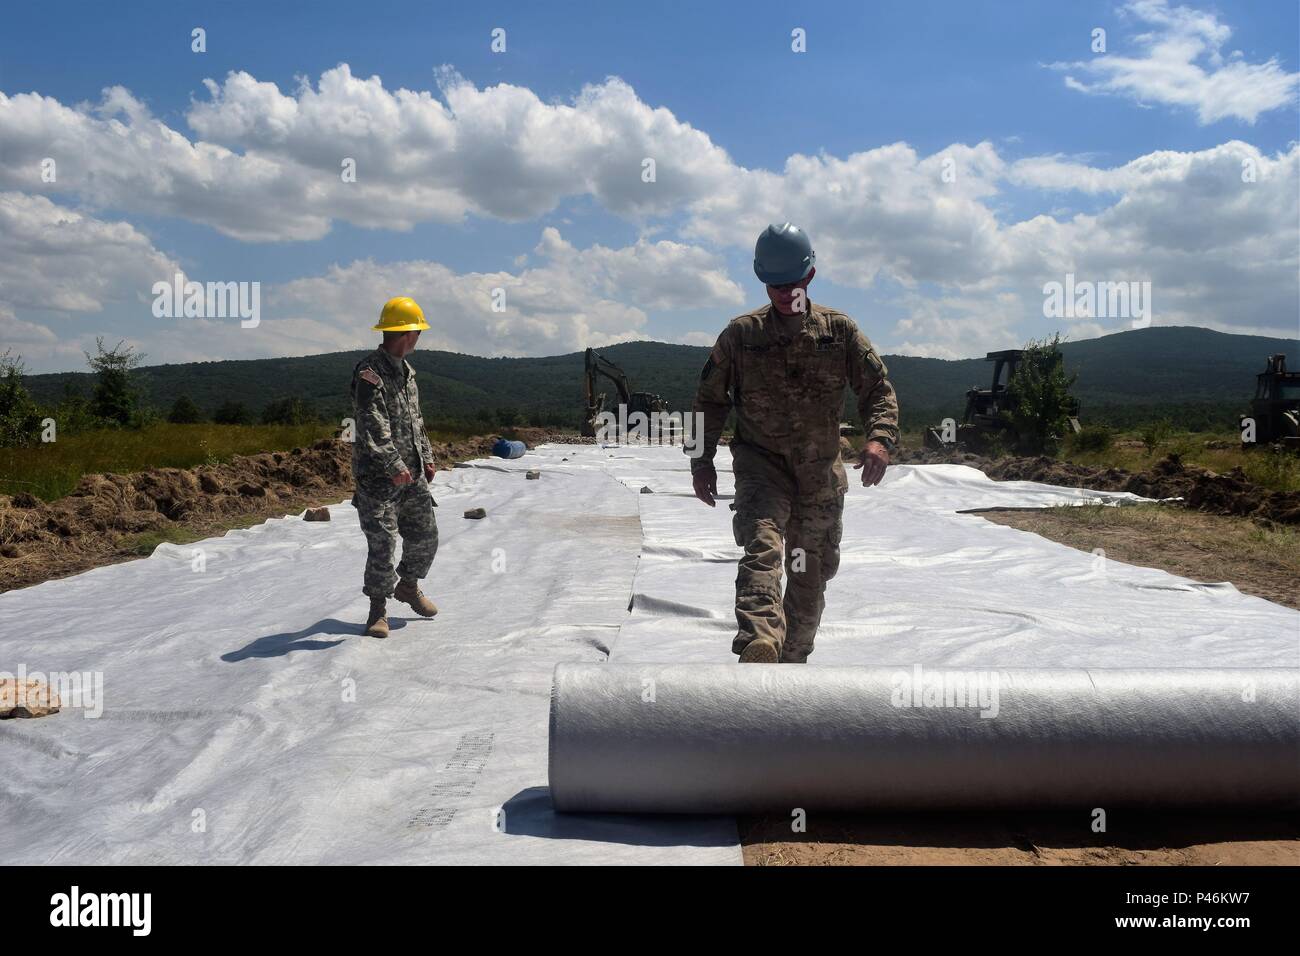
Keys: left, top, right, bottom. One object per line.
{"left": 353, "top": 474, "right": 439, "bottom": 599}
{"left": 729, "top": 442, "right": 845, "bottom": 663}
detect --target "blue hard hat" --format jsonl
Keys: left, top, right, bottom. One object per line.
{"left": 753, "top": 222, "right": 816, "bottom": 285}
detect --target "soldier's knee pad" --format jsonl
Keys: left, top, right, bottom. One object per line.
{"left": 821, "top": 522, "right": 843, "bottom": 581}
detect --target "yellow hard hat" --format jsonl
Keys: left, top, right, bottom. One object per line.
{"left": 373, "top": 296, "right": 429, "bottom": 332}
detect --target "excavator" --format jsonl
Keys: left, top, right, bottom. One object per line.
{"left": 580, "top": 347, "right": 670, "bottom": 438}
{"left": 1243, "top": 354, "right": 1300, "bottom": 452}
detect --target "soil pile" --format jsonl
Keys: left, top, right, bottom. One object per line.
{"left": 0, "top": 429, "right": 587, "bottom": 591}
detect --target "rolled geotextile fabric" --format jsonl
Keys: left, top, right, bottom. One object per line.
{"left": 548, "top": 664, "right": 1300, "bottom": 813}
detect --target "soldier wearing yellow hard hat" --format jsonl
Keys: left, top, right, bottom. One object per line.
{"left": 351, "top": 296, "right": 439, "bottom": 638}
{"left": 372, "top": 295, "right": 430, "bottom": 332}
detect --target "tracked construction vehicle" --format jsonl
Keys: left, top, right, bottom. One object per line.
{"left": 580, "top": 348, "right": 670, "bottom": 439}
{"left": 925, "top": 349, "right": 1081, "bottom": 452}
{"left": 1242, "top": 354, "right": 1300, "bottom": 452}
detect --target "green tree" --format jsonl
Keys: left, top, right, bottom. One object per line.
{"left": 493, "top": 405, "right": 522, "bottom": 427}
{"left": 53, "top": 382, "right": 98, "bottom": 436}
{"left": 168, "top": 394, "right": 205, "bottom": 424}
{"left": 0, "top": 351, "right": 42, "bottom": 448}
{"left": 1002, "top": 334, "right": 1077, "bottom": 456}
{"left": 86, "top": 338, "right": 145, "bottom": 427}
{"left": 261, "top": 396, "right": 317, "bottom": 425}
{"left": 213, "top": 401, "right": 254, "bottom": 425}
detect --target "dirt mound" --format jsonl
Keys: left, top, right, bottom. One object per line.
{"left": 895, "top": 448, "right": 1300, "bottom": 525}
{"left": 1, "top": 430, "right": 588, "bottom": 592}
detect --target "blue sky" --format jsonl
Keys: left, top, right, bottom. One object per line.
{"left": 1, "top": 0, "right": 1297, "bottom": 371}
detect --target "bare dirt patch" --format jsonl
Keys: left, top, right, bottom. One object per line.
{"left": 741, "top": 810, "right": 1300, "bottom": 866}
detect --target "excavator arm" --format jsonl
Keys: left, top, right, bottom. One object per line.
{"left": 585, "top": 348, "right": 634, "bottom": 409}
{"left": 581, "top": 347, "right": 668, "bottom": 438}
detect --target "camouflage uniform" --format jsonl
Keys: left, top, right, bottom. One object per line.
{"left": 691, "top": 302, "right": 899, "bottom": 662}
{"left": 351, "top": 347, "right": 439, "bottom": 599}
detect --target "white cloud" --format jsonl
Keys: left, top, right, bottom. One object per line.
{"left": 0, "top": 192, "right": 189, "bottom": 371}
{"left": 0, "top": 192, "right": 179, "bottom": 315}
{"left": 1051, "top": 0, "right": 1299, "bottom": 124}
{"left": 0, "top": 193, "right": 184, "bottom": 368}
{"left": 684, "top": 141, "right": 1009, "bottom": 291}
{"left": 2, "top": 59, "right": 1296, "bottom": 363}
{"left": 890, "top": 141, "right": 1299, "bottom": 355}
{"left": 530, "top": 227, "right": 743, "bottom": 310}
{"left": 0, "top": 66, "right": 734, "bottom": 241}
{"left": 182, "top": 228, "right": 742, "bottom": 363}
{"left": 677, "top": 331, "right": 718, "bottom": 347}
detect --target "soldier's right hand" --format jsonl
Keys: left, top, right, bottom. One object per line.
{"left": 391, "top": 468, "right": 414, "bottom": 487}
{"left": 692, "top": 465, "right": 718, "bottom": 507}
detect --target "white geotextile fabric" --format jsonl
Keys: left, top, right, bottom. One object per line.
{"left": 1, "top": 442, "right": 1295, "bottom": 863}
{"left": 0, "top": 445, "right": 735, "bottom": 864}
{"left": 606, "top": 446, "right": 1299, "bottom": 668}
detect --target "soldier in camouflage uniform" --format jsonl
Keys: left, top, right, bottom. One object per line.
{"left": 690, "top": 224, "right": 899, "bottom": 663}
{"left": 352, "top": 296, "right": 441, "bottom": 638}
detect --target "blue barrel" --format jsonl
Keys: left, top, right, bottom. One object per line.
{"left": 492, "top": 438, "right": 527, "bottom": 459}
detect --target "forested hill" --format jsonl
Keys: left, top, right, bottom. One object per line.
{"left": 22, "top": 326, "right": 1298, "bottom": 432}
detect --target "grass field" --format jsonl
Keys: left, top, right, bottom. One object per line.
{"left": 0, "top": 423, "right": 340, "bottom": 501}
{"left": 0, "top": 422, "right": 502, "bottom": 502}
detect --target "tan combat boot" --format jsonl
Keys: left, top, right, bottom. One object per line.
{"left": 394, "top": 580, "right": 439, "bottom": 618}
{"left": 738, "top": 636, "right": 780, "bottom": 663}
{"left": 364, "top": 598, "right": 389, "bottom": 639}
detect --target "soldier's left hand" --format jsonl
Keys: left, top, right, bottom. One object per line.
{"left": 855, "top": 440, "right": 890, "bottom": 487}
{"left": 424, "top": 462, "right": 436, "bottom": 481}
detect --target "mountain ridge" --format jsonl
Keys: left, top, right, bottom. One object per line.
{"left": 20, "top": 326, "right": 1299, "bottom": 431}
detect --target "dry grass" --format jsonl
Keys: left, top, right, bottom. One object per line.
{"left": 980, "top": 503, "right": 1300, "bottom": 609}
{"left": 1066, "top": 433, "right": 1300, "bottom": 492}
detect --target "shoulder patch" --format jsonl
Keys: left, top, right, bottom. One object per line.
{"left": 358, "top": 368, "right": 382, "bottom": 387}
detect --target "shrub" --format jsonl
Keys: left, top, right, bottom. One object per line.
{"left": 1068, "top": 424, "right": 1114, "bottom": 454}
{"left": 168, "top": 395, "right": 205, "bottom": 424}
{"left": 213, "top": 401, "right": 255, "bottom": 425}
{"left": 1140, "top": 419, "right": 1172, "bottom": 455}
{"left": 0, "top": 351, "right": 42, "bottom": 448}
{"left": 261, "top": 396, "right": 318, "bottom": 426}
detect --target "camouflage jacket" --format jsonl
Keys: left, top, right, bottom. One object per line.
{"left": 350, "top": 347, "right": 435, "bottom": 488}
{"left": 690, "top": 302, "right": 900, "bottom": 474}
